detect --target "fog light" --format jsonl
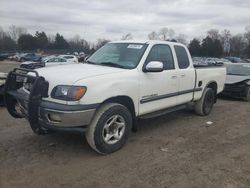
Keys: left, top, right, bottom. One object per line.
{"left": 48, "top": 113, "right": 61, "bottom": 123}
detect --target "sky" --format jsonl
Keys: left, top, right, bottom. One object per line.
{"left": 0, "top": 0, "right": 250, "bottom": 42}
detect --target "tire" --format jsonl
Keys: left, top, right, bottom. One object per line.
{"left": 86, "top": 103, "right": 132, "bottom": 154}
{"left": 0, "top": 86, "right": 4, "bottom": 107}
{"left": 195, "top": 88, "right": 215, "bottom": 116}
{"left": 244, "top": 86, "right": 250, "bottom": 101}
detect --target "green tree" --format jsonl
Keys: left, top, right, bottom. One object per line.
{"left": 188, "top": 38, "right": 201, "bottom": 56}
{"left": 18, "top": 34, "right": 37, "bottom": 50}
{"left": 0, "top": 35, "right": 17, "bottom": 52}
{"left": 213, "top": 39, "right": 223, "bottom": 57}
{"left": 53, "top": 33, "right": 69, "bottom": 49}
{"left": 35, "top": 31, "right": 48, "bottom": 49}
{"left": 201, "top": 36, "right": 223, "bottom": 57}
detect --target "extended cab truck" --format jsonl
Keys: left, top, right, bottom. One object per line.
{"left": 4, "top": 41, "right": 226, "bottom": 154}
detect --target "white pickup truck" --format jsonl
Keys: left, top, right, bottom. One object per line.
{"left": 4, "top": 40, "right": 226, "bottom": 154}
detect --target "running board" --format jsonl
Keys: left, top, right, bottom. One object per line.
{"left": 139, "top": 104, "right": 187, "bottom": 119}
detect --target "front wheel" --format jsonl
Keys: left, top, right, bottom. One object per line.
{"left": 86, "top": 103, "right": 132, "bottom": 154}
{"left": 195, "top": 88, "right": 215, "bottom": 116}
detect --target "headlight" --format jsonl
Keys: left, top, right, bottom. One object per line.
{"left": 51, "top": 85, "right": 87, "bottom": 101}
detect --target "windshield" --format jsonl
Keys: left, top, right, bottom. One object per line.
{"left": 87, "top": 43, "right": 148, "bottom": 69}
{"left": 226, "top": 64, "right": 250, "bottom": 76}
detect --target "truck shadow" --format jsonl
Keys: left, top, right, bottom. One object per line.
{"left": 218, "top": 95, "right": 246, "bottom": 102}
{"left": 37, "top": 108, "right": 195, "bottom": 153}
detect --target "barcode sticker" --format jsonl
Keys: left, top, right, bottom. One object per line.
{"left": 127, "top": 44, "right": 143, "bottom": 49}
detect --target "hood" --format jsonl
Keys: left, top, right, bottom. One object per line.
{"left": 225, "top": 75, "right": 250, "bottom": 84}
{"left": 36, "top": 63, "right": 127, "bottom": 86}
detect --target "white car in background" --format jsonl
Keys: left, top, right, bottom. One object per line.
{"left": 43, "top": 57, "right": 76, "bottom": 66}
{"left": 20, "top": 56, "right": 77, "bottom": 69}
{"left": 58, "top": 55, "right": 78, "bottom": 63}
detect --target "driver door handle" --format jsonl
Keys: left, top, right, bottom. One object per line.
{"left": 171, "top": 75, "right": 178, "bottom": 79}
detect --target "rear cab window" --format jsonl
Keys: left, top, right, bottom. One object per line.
{"left": 174, "top": 46, "right": 190, "bottom": 69}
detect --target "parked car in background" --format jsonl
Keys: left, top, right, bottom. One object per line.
{"left": 58, "top": 55, "right": 78, "bottom": 63}
{"left": 0, "top": 53, "right": 10, "bottom": 61}
{"left": 221, "top": 63, "right": 250, "bottom": 101}
{"left": 205, "top": 58, "right": 224, "bottom": 66}
{"left": 44, "top": 57, "right": 75, "bottom": 66}
{"left": 20, "top": 56, "right": 77, "bottom": 69}
{"left": 4, "top": 40, "right": 226, "bottom": 154}
{"left": 19, "top": 53, "right": 42, "bottom": 62}
{"left": 0, "top": 72, "right": 7, "bottom": 106}
{"left": 20, "top": 61, "right": 44, "bottom": 69}
{"left": 8, "top": 53, "right": 21, "bottom": 61}
{"left": 220, "top": 58, "right": 233, "bottom": 64}
{"left": 224, "top": 57, "right": 246, "bottom": 63}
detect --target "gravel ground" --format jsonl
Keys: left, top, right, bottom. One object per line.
{"left": 0, "top": 60, "right": 250, "bottom": 188}
{"left": 0, "top": 60, "right": 19, "bottom": 73}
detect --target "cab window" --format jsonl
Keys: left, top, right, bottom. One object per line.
{"left": 174, "top": 46, "right": 190, "bottom": 69}
{"left": 145, "top": 44, "right": 174, "bottom": 70}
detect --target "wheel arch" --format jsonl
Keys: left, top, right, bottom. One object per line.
{"left": 100, "top": 95, "right": 137, "bottom": 131}
{"left": 206, "top": 81, "right": 218, "bottom": 102}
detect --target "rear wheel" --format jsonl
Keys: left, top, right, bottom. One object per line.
{"left": 0, "top": 86, "right": 4, "bottom": 106}
{"left": 195, "top": 88, "right": 215, "bottom": 116}
{"left": 86, "top": 103, "right": 132, "bottom": 154}
{"left": 244, "top": 86, "right": 250, "bottom": 101}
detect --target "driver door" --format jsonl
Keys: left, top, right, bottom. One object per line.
{"left": 139, "top": 44, "right": 179, "bottom": 115}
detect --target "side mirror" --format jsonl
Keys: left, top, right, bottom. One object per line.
{"left": 84, "top": 55, "right": 89, "bottom": 61}
{"left": 144, "top": 61, "right": 164, "bottom": 72}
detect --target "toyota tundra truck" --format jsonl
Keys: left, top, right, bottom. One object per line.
{"left": 4, "top": 40, "right": 226, "bottom": 154}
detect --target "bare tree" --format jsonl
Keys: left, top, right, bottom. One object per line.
{"left": 47, "top": 34, "right": 55, "bottom": 43}
{"left": 207, "top": 29, "right": 220, "bottom": 41}
{"left": 221, "top": 29, "right": 231, "bottom": 54}
{"left": 95, "top": 38, "right": 110, "bottom": 50}
{"left": 168, "top": 28, "right": 175, "bottom": 40}
{"left": 158, "top": 27, "right": 175, "bottom": 41}
{"left": 158, "top": 27, "right": 169, "bottom": 40}
{"left": 8, "top": 25, "right": 27, "bottom": 41}
{"left": 0, "top": 26, "right": 5, "bottom": 39}
{"left": 230, "top": 34, "right": 247, "bottom": 56}
{"left": 72, "top": 34, "right": 81, "bottom": 43}
{"left": 175, "top": 34, "right": 188, "bottom": 45}
{"left": 244, "top": 26, "right": 250, "bottom": 42}
{"left": 148, "top": 31, "right": 159, "bottom": 40}
{"left": 121, "top": 33, "right": 133, "bottom": 40}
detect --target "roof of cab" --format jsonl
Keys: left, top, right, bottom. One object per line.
{"left": 110, "top": 40, "right": 186, "bottom": 47}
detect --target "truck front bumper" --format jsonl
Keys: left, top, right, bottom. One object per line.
{"left": 4, "top": 68, "right": 98, "bottom": 133}
{"left": 39, "top": 101, "right": 97, "bottom": 130}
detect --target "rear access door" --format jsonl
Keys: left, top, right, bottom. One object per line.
{"left": 173, "top": 45, "right": 196, "bottom": 105}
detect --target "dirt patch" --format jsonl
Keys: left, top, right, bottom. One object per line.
{"left": 0, "top": 60, "right": 19, "bottom": 73}
{"left": 0, "top": 98, "right": 250, "bottom": 188}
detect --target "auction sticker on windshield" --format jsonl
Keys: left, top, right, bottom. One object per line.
{"left": 127, "top": 44, "right": 143, "bottom": 49}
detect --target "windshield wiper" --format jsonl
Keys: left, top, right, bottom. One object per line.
{"left": 100, "top": 62, "right": 128, "bottom": 69}
{"left": 85, "top": 60, "right": 97, "bottom": 65}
